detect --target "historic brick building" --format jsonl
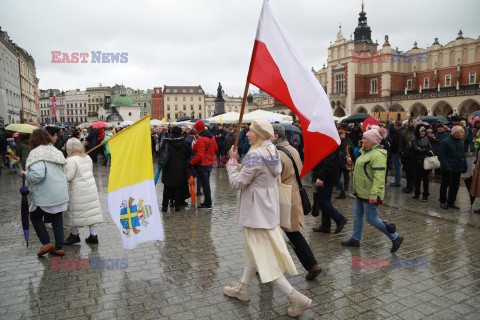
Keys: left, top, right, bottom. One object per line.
{"left": 314, "top": 3, "right": 480, "bottom": 119}
{"left": 151, "top": 87, "right": 164, "bottom": 120}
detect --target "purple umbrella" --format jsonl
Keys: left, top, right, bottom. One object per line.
{"left": 20, "top": 176, "right": 30, "bottom": 246}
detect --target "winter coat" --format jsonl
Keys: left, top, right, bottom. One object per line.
{"left": 348, "top": 128, "right": 363, "bottom": 147}
{"left": 224, "top": 132, "right": 236, "bottom": 154}
{"left": 399, "top": 126, "right": 415, "bottom": 154}
{"left": 85, "top": 130, "right": 98, "bottom": 150}
{"left": 434, "top": 130, "right": 448, "bottom": 142}
{"left": 24, "top": 144, "right": 68, "bottom": 208}
{"left": 352, "top": 145, "right": 387, "bottom": 201}
{"left": 226, "top": 140, "right": 282, "bottom": 229}
{"left": 389, "top": 127, "right": 404, "bottom": 154}
{"left": 312, "top": 147, "right": 341, "bottom": 188}
{"left": 338, "top": 137, "right": 353, "bottom": 170}
{"left": 190, "top": 130, "right": 218, "bottom": 167}
{"left": 16, "top": 137, "right": 31, "bottom": 170}
{"left": 276, "top": 141, "right": 304, "bottom": 232}
{"left": 429, "top": 136, "right": 440, "bottom": 155}
{"left": 215, "top": 128, "right": 227, "bottom": 149}
{"left": 161, "top": 136, "right": 191, "bottom": 187}
{"left": 437, "top": 135, "right": 468, "bottom": 173}
{"left": 238, "top": 129, "right": 250, "bottom": 154}
{"left": 63, "top": 155, "right": 103, "bottom": 227}
{"left": 409, "top": 126, "right": 433, "bottom": 165}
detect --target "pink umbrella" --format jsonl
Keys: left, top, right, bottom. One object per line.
{"left": 91, "top": 121, "right": 108, "bottom": 128}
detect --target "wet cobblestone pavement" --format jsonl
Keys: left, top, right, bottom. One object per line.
{"left": 1, "top": 163, "right": 479, "bottom": 319}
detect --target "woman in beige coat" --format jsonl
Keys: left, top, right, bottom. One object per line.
{"left": 224, "top": 119, "right": 312, "bottom": 317}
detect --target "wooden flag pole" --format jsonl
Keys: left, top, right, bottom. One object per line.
{"left": 234, "top": 81, "right": 250, "bottom": 149}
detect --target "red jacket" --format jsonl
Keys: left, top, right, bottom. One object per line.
{"left": 191, "top": 131, "right": 218, "bottom": 166}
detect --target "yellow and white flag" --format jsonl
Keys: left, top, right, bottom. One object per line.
{"left": 107, "top": 115, "right": 164, "bottom": 249}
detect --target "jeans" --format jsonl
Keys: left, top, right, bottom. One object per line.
{"left": 352, "top": 198, "right": 397, "bottom": 241}
{"left": 439, "top": 171, "right": 461, "bottom": 205}
{"left": 315, "top": 186, "right": 345, "bottom": 229}
{"left": 197, "top": 166, "right": 212, "bottom": 206}
{"left": 392, "top": 152, "right": 402, "bottom": 185}
{"left": 30, "top": 207, "right": 64, "bottom": 250}
{"left": 284, "top": 231, "right": 317, "bottom": 271}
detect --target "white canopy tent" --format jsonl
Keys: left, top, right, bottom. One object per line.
{"left": 150, "top": 119, "right": 164, "bottom": 126}
{"left": 242, "top": 109, "right": 292, "bottom": 123}
{"left": 207, "top": 111, "right": 241, "bottom": 124}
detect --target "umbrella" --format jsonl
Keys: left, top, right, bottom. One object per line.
{"left": 436, "top": 116, "right": 448, "bottom": 123}
{"left": 154, "top": 165, "right": 162, "bottom": 185}
{"left": 343, "top": 113, "right": 371, "bottom": 123}
{"left": 471, "top": 117, "right": 480, "bottom": 125}
{"left": 20, "top": 175, "right": 30, "bottom": 247}
{"left": 120, "top": 120, "right": 134, "bottom": 126}
{"left": 419, "top": 116, "right": 438, "bottom": 123}
{"left": 91, "top": 121, "right": 108, "bottom": 128}
{"left": 5, "top": 124, "right": 38, "bottom": 134}
{"left": 471, "top": 111, "right": 480, "bottom": 117}
{"left": 150, "top": 119, "right": 163, "bottom": 126}
{"left": 188, "top": 174, "right": 197, "bottom": 209}
{"left": 464, "top": 176, "right": 475, "bottom": 207}
{"left": 281, "top": 123, "right": 302, "bottom": 134}
{"left": 178, "top": 116, "right": 192, "bottom": 122}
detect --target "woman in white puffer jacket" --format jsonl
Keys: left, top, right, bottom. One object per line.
{"left": 63, "top": 138, "right": 104, "bottom": 245}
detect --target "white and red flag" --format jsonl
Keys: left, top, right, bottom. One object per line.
{"left": 247, "top": 0, "right": 340, "bottom": 177}
{"left": 51, "top": 93, "right": 56, "bottom": 115}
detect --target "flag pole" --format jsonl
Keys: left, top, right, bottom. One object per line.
{"left": 86, "top": 115, "right": 150, "bottom": 155}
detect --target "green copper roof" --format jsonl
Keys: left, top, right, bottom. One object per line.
{"left": 113, "top": 96, "right": 134, "bottom": 106}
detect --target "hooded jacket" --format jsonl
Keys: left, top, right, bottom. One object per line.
{"left": 409, "top": 125, "right": 433, "bottom": 164}
{"left": 190, "top": 130, "right": 218, "bottom": 166}
{"left": 399, "top": 125, "right": 415, "bottom": 153}
{"left": 161, "top": 135, "right": 191, "bottom": 187}
{"left": 352, "top": 145, "right": 387, "bottom": 201}
{"left": 226, "top": 140, "right": 282, "bottom": 229}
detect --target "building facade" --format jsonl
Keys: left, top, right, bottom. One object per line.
{"left": 314, "top": 4, "right": 480, "bottom": 119}
{"left": 151, "top": 87, "right": 164, "bottom": 120}
{"left": 18, "top": 47, "right": 38, "bottom": 122}
{"left": 130, "top": 89, "right": 152, "bottom": 118}
{"left": 66, "top": 89, "right": 87, "bottom": 124}
{"left": 205, "top": 91, "right": 243, "bottom": 119}
{"left": 86, "top": 86, "right": 109, "bottom": 123}
{"left": 163, "top": 85, "right": 205, "bottom": 121}
{"left": 0, "top": 27, "right": 28, "bottom": 124}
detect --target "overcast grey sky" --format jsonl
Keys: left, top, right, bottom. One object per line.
{"left": 1, "top": 0, "right": 479, "bottom": 96}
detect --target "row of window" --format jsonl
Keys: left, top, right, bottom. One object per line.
{"left": 166, "top": 96, "right": 203, "bottom": 102}
{"left": 166, "top": 104, "right": 202, "bottom": 111}
{"left": 166, "top": 112, "right": 203, "bottom": 120}
{"left": 406, "top": 72, "right": 476, "bottom": 90}
{"left": 165, "top": 88, "right": 203, "bottom": 94}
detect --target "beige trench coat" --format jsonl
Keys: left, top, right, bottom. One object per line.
{"left": 276, "top": 141, "right": 305, "bottom": 232}
{"left": 469, "top": 152, "right": 480, "bottom": 199}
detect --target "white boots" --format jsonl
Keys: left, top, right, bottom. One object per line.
{"left": 286, "top": 289, "right": 312, "bottom": 317}
{"left": 223, "top": 280, "right": 251, "bottom": 301}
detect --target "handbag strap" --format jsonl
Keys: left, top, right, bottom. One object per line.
{"left": 276, "top": 146, "right": 303, "bottom": 188}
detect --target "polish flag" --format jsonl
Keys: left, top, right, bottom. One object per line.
{"left": 51, "top": 93, "right": 56, "bottom": 115}
{"left": 247, "top": 0, "right": 340, "bottom": 177}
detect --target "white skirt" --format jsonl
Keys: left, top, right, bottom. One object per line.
{"left": 244, "top": 225, "right": 298, "bottom": 283}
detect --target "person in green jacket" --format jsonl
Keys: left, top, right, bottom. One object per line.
{"left": 341, "top": 128, "right": 404, "bottom": 253}
{"left": 16, "top": 133, "right": 31, "bottom": 170}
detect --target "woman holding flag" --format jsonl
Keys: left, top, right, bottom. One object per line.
{"left": 224, "top": 119, "right": 312, "bottom": 317}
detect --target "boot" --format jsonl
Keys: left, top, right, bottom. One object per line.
{"left": 85, "top": 234, "right": 99, "bottom": 244}
{"left": 341, "top": 238, "right": 360, "bottom": 247}
{"left": 286, "top": 289, "right": 312, "bottom": 317}
{"left": 64, "top": 233, "right": 81, "bottom": 246}
{"left": 391, "top": 235, "right": 404, "bottom": 253}
{"left": 223, "top": 280, "right": 250, "bottom": 301}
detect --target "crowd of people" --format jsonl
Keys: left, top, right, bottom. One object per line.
{"left": 1, "top": 112, "right": 479, "bottom": 317}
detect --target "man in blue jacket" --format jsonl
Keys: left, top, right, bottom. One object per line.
{"left": 437, "top": 126, "right": 468, "bottom": 210}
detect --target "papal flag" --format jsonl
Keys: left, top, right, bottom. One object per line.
{"left": 107, "top": 115, "right": 164, "bottom": 249}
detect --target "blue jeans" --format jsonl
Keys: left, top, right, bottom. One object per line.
{"left": 316, "top": 186, "right": 345, "bottom": 229}
{"left": 392, "top": 152, "right": 402, "bottom": 185}
{"left": 352, "top": 198, "right": 397, "bottom": 241}
{"left": 197, "top": 166, "right": 212, "bottom": 206}
{"left": 30, "top": 207, "right": 64, "bottom": 250}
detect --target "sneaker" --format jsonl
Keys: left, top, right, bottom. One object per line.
{"left": 334, "top": 218, "right": 348, "bottom": 234}
{"left": 391, "top": 235, "right": 404, "bottom": 253}
{"left": 313, "top": 226, "right": 331, "bottom": 233}
{"left": 37, "top": 244, "right": 53, "bottom": 256}
{"left": 305, "top": 265, "right": 322, "bottom": 281}
{"left": 198, "top": 203, "right": 212, "bottom": 209}
{"left": 223, "top": 280, "right": 250, "bottom": 301}
{"left": 85, "top": 235, "right": 99, "bottom": 245}
{"left": 341, "top": 238, "right": 360, "bottom": 247}
{"left": 286, "top": 289, "right": 312, "bottom": 317}
{"left": 51, "top": 249, "right": 65, "bottom": 256}
{"left": 64, "top": 234, "right": 81, "bottom": 246}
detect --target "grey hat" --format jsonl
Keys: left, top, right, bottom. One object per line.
{"left": 271, "top": 123, "right": 286, "bottom": 139}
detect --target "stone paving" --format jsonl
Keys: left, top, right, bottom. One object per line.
{"left": 0, "top": 163, "right": 479, "bottom": 319}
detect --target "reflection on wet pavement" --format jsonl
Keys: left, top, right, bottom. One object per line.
{"left": 0, "top": 163, "right": 479, "bottom": 319}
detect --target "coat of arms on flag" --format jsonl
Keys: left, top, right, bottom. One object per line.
{"left": 120, "top": 197, "right": 153, "bottom": 236}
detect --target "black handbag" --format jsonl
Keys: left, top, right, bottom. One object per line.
{"left": 158, "top": 142, "right": 169, "bottom": 166}
{"left": 277, "top": 146, "right": 312, "bottom": 215}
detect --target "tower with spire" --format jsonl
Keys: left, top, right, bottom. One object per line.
{"left": 354, "top": 1, "right": 373, "bottom": 44}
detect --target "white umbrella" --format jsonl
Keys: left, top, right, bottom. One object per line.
{"left": 120, "top": 120, "right": 134, "bottom": 126}
{"left": 150, "top": 119, "right": 163, "bottom": 126}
